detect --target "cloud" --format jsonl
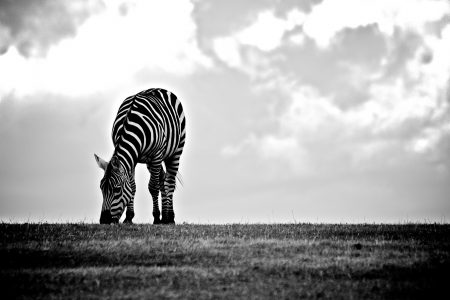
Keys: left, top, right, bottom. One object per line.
{"left": 0, "top": 0, "right": 103, "bottom": 57}
{"left": 235, "top": 9, "right": 306, "bottom": 52}
{"left": 0, "top": 0, "right": 212, "bottom": 98}
{"left": 303, "top": 0, "right": 450, "bottom": 48}
{"left": 230, "top": 49, "right": 450, "bottom": 170}
{"left": 212, "top": 8, "right": 306, "bottom": 68}
{"left": 211, "top": 0, "right": 450, "bottom": 221}
{"left": 213, "top": 37, "right": 242, "bottom": 68}
{"left": 223, "top": 41, "right": 450, "bottom": 177}
{"left": 215, "top": 1, "right": 450, "bottom": 177}
{"left": 211, "top": 0, "right": 450, "bottom": 86}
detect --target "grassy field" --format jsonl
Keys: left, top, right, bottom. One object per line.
{"left": 1, "top": 223, "right": 449, "bottom": 299}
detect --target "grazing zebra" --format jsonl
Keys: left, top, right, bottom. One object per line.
{"left": 94, "top": 88, "right": 186, "bottom": 224}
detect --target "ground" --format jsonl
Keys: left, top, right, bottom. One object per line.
{"left": 1, "top": 223, "right": 449, "bottom": 299}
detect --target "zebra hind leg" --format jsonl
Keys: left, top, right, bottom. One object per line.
{"left": 161, "top": 158, "right": 179, "bottom": 224}
{"left": 147, "top": 162, "right": 162, "bottom": 224}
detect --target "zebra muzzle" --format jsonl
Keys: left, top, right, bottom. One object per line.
{"left": 100, "top": 210, "right": 113, "bottom": 224}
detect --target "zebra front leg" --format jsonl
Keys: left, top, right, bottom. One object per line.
{"left": 124, "top": 176, "right": 136, "bottom": 224}
{"left": 161, "top": 159, "right": 179, "bottom": 224}
{"left": 124, "top": 201, "right": 135, "bottom": 224}
{"left": 147, "top": 162, "right": 162, "bottom": 224}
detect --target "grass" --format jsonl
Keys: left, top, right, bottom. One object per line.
{"left": 1, "top": 223, "right": 449, "bottom": 299}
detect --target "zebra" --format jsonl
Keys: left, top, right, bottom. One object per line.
{"left": 94, "top": 88, "right": 186, "bottom": 224}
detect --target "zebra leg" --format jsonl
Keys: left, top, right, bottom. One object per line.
{"left": 124, "top": 201, "right": 135, "bottom": 224}
{"left": 124, "top": 176, "right": 136, "bottom": 224}
{"left": 159, "top": 165, "right": 166, "bottom": 199}
{"left": 147, "top": 162, "right": 162, "bottom": 224}
{"left": 161, "top": 158, "right": 180, "bottom": 224}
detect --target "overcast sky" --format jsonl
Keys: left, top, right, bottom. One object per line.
{"left": 0, "top": 0, "right": 449, "bottom": 223}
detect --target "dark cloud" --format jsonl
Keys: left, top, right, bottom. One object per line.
{"left": 333, "top": 25, "right": 387, "bottom": 66}
{"left": 380, "top": 29, "right": 423, "bottom": 79}
{"left": 271, "top": 25, "right": 385, "bottom": 110}
{"left": 427, "top": 14, "right": 450, "bottom": 37}
{"left": 0, "top": 0, "right": 104, "bottom": 57}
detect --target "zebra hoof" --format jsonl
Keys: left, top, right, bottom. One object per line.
{"left": 153, "top": 218, "right": 161, "bottom": 224}
{"left": 161, "top": 219, "right": 175, "bottom": 225}
{"left": 123, "top": 219, "right": 133, "bottom": 224}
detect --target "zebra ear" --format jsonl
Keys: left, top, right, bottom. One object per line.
{"left": 94, "top": 154, "right": 108, "bottom": 171}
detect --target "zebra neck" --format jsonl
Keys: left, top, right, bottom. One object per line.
{"left": 112, "top": 149, "right": 136, "bottom": 176}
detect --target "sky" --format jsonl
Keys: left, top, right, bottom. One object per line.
{"left": 0, "top": 0, "right": 449, "bottom": 223}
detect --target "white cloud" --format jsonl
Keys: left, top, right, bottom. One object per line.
{"left": 409, "top": 127, "right": 442, "bottom": 154}
{"left": 212, "top": 37, "right": 242, "bottom": 68}
{"left": 258, "top": 135, "right": 308, "bottom": 173}
{"left": 222, "top": 7, "right": 450, "bottom": 172}
{"left": 0, "top": 0, "right": 212, "bottom": 98}
{"left": 212, "top": 8, "right": 305, "bottom": 68}
{"left": 303, "top": 0, "right": 450, "bottom": 48}
{"left": 339, "top": 75, "right": 442, "bottom": 135}
{"left": 280, "top": 86, "right": 342, "bottom": 133}
{"left": 288, "top": 32, "right": 306, "bottom": 46}
{"left": 224, "top": 40, "right": 450, "bottom": 172}
{"left": 407, "top": 24, "right": 450, "bottom": 99}
{"left": 237, "top": 9, "right": 306, "bottom": 52}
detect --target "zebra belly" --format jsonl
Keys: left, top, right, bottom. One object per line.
{"left": 137, "top": 139, "right": 180, "bottom": 164}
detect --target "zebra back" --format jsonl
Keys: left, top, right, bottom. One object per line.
{"left": 111, "top": 88, "right": 186, "bottom": 172}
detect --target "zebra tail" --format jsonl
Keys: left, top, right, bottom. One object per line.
{"left": 175, "top": 172, "right": 184, "bottom": 188}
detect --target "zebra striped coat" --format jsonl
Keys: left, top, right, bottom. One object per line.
{"left": 95, "top": 88, "right": 186, "bottom": 224}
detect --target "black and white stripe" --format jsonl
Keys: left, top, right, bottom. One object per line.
{"left": 95, "top": 88, "right": 186, "bottom": 224}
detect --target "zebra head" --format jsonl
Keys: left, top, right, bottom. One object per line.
{"left": 94, "top": 154, "right": 135, "bottom": 224}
